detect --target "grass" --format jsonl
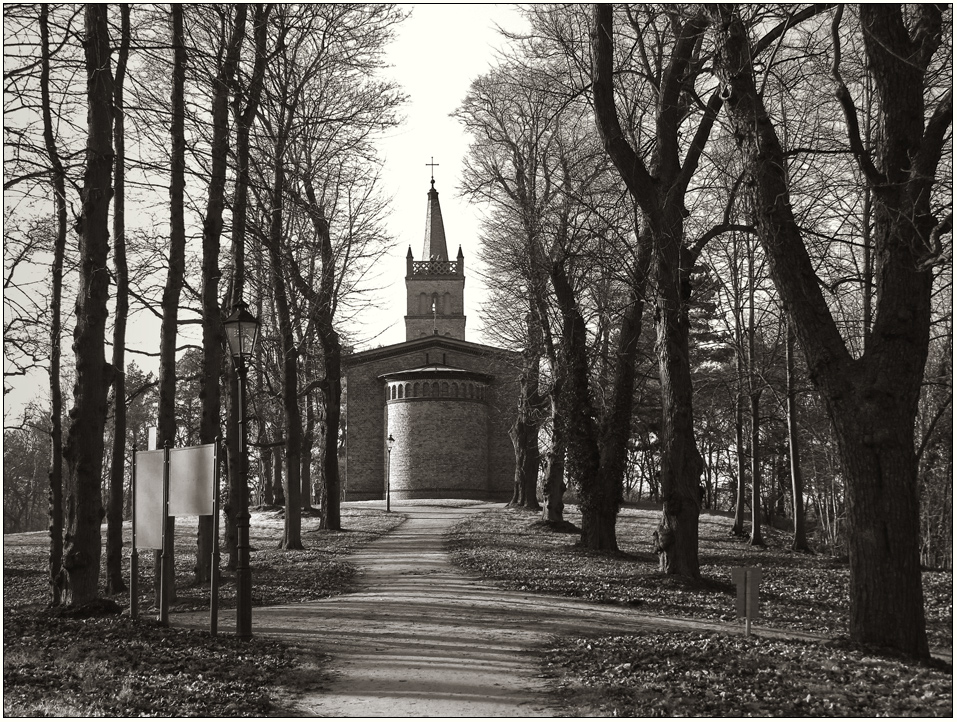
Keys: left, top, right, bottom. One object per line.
{"left": 446, "top": 504, "right": 953, "bottom": 717}
{"left": 3, "top": 506, "right": 404, "bottom": 717}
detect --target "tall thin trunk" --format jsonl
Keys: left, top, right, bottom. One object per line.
{"left": 272, "top": 447, "right": 285, "bottom": 506}
{"left": 260, "top": 444, "right": 274, "bottom": 506}
{"left": 550, "top": 261, "right": 616, "bottom": 550}
{"left": 197, "top": 5, "right": 247, "bottom": 585}
{"left": 155, "top": 4, "right": 187, "bottom": 604}
{"left": 746, "top": 239, "right": 763, "bottom": 547}
{"left": 301, "top": 183, "right": 343, "bottom": 533}
{"left": 59, "top": 4, "right": 114, "bottom": 608}
{"left": 302, "top": 382, "right": 316, "bottom": 511}
{"left": 510, "top": 314, "right": 542, "bottom": 510}
{"left": 540, "top": 384, "right": 567, "bottom": 523}
{"left": 747, "top": 389, "right": 763, "bottom": 545}
{"left": 225, "top": 4, "right": 269, "bottom": 570}
{"left": 652, "top": 223, "right": 703, "bottom": 575}
{"left": 861, "top": 73, "right": 873, "bottom": 355}
{"left": 267, "top": 150, "right": 303, "bottom": 549}
{"left": 537, "top": 268, "right": 567, "bottom": 525}
{"left": 786, "top": 320, "right": 810, "bottom": 552}
{"left": 730, "top": 238, "right": 747, "bottom": 536}
{"left": 39, "top": 4, "right": 67, "bottom": 605}
{"left": 106, "top": 3, "right": 131, "bottom": 595}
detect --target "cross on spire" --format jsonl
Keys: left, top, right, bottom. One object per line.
{"left": 426, "top": 156, "right": 439, "bottom": 187}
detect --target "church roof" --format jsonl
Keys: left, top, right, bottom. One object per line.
{"left": 422, "top": 180, "right": 449, "bottom": 261}
{"left": 378, "top": 363, "right": 492, "bottom": 383}
{"left": 342, "top": 334, "right": 520, "bottom": 369}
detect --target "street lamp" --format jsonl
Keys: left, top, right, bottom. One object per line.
{"left": 386, "top": 433, "right": 395, "bottom": 513}
{"left": 223, "top": 299, "right": 260, "bottom": 641}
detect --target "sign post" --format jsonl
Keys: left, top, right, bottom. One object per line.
{"left": 160, "top": 442, "right": 171, "bottom": 626}
{"left": 732, "top": 566, "right": 761, "bottom": 635}
{"left": 130, "top": 445, "right": 139, "bottom": 619}
{"left": 133, "top": 441, "right": 220, "bottom": 631}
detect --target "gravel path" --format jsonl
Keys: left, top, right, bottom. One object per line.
{"left": 174, "top": 502, "right": 818, "bottom": 716}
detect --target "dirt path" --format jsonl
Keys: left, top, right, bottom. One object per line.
{"left": 175, "top": 502, "right": 814, "bottom": 716}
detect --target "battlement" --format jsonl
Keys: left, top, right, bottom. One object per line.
{"left": 412, "top": 259, "right": 461, "bottom": 276}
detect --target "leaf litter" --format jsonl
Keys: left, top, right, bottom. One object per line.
{"left": 447, "top": 504, "right": 952, "bottom": 717}
{"left": 3, "top": 507, "right": 402, "bottom": 717}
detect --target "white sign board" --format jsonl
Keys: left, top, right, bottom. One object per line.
{"left": 169, "top": 443, "right": 216, "bottom": 516}
{"left": 134, "top": 449, "right": 166, "bottom": 550}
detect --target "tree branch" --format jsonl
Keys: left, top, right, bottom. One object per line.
{"left": 830, "top": 4, "right": 885, "bottom": 187}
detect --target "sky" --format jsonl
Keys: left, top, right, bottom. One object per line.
{"left": 370, "top": 4, "right": 526, "bottom": 348}
{"left": 3, "top": 4, "right": 526, "bottom": 420}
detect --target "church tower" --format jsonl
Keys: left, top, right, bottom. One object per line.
{"left": 404, "top": 178, "right": 466, "bottom": 340}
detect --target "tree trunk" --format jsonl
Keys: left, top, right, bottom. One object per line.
{"left": 540, "top": 385, "right": 567, "bottom": 524}
{"left": 197, "top": 6, "right": 246, "bottom": 584}
{"left": 105, "top": 3, "right": 131, "bottom": 596}
{"left": 508, "top": 417, "right": 526, "bottom": 506}
{"left": 154, "top": 4, "right": 187, "bottom": 604}
{"left": 59, "top": 4, "right": 114, "bottom": 608}
{"left": 225, "top": 3, "right": 269, "bottom": 570}
{"left": 260, "top": 444, "right": 274, "bottom": 506}
{"left": 550, "top": 262, "right": 616, "bottom": 551}
{"left": 285, "top": 180, "right": 345, "bottom": 533}
{"left": 786, "top": 321, "right": 810, "bottom": 552}
{"left": 266, "top": 155, "right": 303, "bottom": 550}
{"left": 653, "top": 238, "right": 703, "bottom": 576}
{"left": 301, "top": 385, "right": 316, "bottom": 511}
{"left": 273, "top": 448, "right": 285, "bottom": 506}
{"left": 509, "top": 353, "right": 542, "bottom": 509}
{"left": 746, "top": 241, "right": 763, "bottom": 547}
{"left": 747, "top": 389, "right": 764, "bottom": 546}
{"left": 511, "top": 311, "right": 542, "bottom": 510}
{"left": 730, "top": 240, "right": 747, "bottom": 536}
{"left": 712, "top": 4, "right": 942, "bottom": 657}
{"left": 592, "top": 5, "right": 707, "bottom": 574}
{"left": 39, "top": 4, "right": 67, "bottom": 605}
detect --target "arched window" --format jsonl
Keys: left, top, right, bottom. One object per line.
{"left": 441, "top": 382, "right": 449, "bottom": 396}
{"left": 405, "top": 383, "right": 412, "bottom": 398}
{"left": 443, "top": 292, "right": 452, "bottom": 314}
{"left": 419, "top": 292, "right": 429, "bottom": 314}
{"left": 413, "top": 382, "right": 420, "bottom": 397}
{"left": 398, "top": 385, "right": 404, "bottom": 399}
{"left": 432, "top": 381, "right": 440, "bottom": 396}
{"left": 431, "top": 292, "right": 440, "bottom": 315}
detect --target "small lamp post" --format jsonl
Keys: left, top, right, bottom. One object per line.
{"left": 223, "top": 300, "right": 260, "bottom": 641}
{"left": 386, "top": 433, "right": 395, "bottom": 512}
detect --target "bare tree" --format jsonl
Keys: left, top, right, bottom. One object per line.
{"left": 712, "top": 3, "right": 951, "bottom": 659}
{"left": 58, "top": 4, "right": 114, "bottom": 607}
{"left": 105, "top": 3, "right": 131, "bottom": 595}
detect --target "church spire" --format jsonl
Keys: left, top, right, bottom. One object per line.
{"left": 422, "top": 165, "right": 449, "bottom": 261}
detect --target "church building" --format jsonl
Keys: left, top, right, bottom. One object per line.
{"left": 340, "top": 176, "right": 521, "bottom": 501}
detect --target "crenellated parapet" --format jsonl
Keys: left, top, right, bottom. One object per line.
{"left": 411, "top": 259, "right": 461, "bottom": 276}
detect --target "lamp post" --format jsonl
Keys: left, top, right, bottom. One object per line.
{"left": 223, "top": 299, "right": 260, "bottom": 641}
{"left": 386, "top": 434, "right": 395, "bottom": 512}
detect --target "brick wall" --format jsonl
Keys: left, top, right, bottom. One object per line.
{"left": 404, "top": 275, "right": 466, "bottom": 340}
{"left": 386, "top": 396, "right": 489, "bottom": 499}
{"left": 341, "top": 338, "right": 521, "bottom": 502}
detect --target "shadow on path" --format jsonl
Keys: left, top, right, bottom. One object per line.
{"left": 174, "top": 502, "right": 826, "bottom": 716}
